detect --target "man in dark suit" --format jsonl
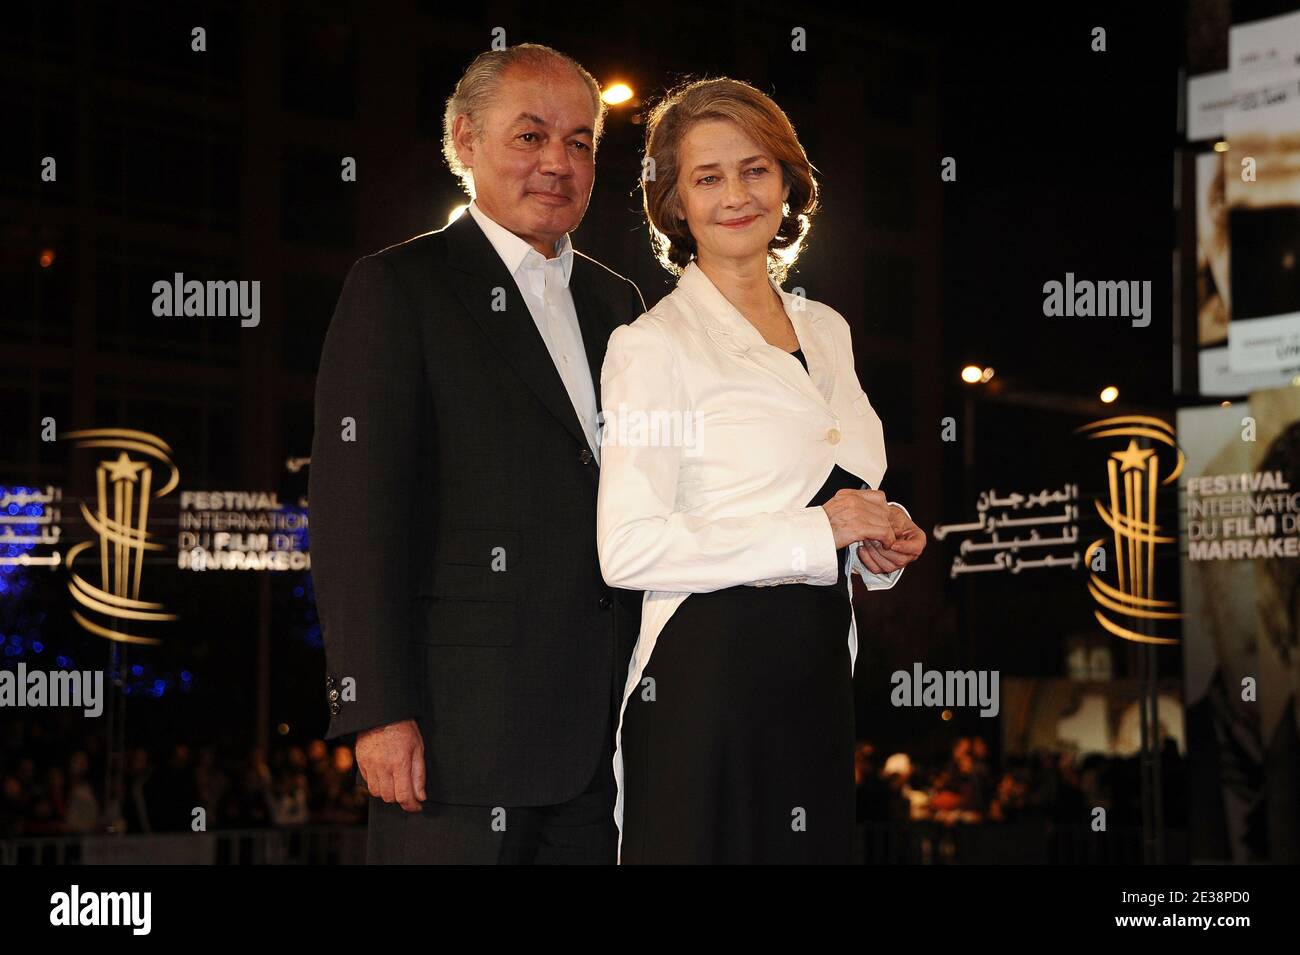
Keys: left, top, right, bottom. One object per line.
{"left": 309, "top": 43, "right": 644, "bottom": 863}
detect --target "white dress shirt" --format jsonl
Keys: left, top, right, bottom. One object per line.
{"left": 467, "top": 200, "right": 601, "bottom": 461}
{"left": 595, "top": 260, "right": 909, "bottom": 857}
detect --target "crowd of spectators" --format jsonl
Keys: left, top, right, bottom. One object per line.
{"left": 3, "top": 723, "right": 1189, "bottom": 839}
{"left": 1, "top": 721, "right": 367, "bottom": 837}
{"left": 854, "top": 734, "right": 1188, "bottom": 829}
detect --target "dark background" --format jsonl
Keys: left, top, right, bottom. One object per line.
{"left": 1, "top": 0, "right": 1212, "bottom": 772}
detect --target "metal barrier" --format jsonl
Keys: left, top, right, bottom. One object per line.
{"left": 856, "top": 820, "right": 1188, "bottom": 864}
{"left": 2, "top": 822, "right": 1185, "bottom": 864}
{"left": 0, "top": 826, "right": 367, "bottom": 865}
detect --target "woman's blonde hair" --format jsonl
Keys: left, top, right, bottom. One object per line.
{"left": 641, "top": 77, "right": 819, "bottom": 282}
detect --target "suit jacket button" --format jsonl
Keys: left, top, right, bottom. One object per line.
{"left": 598, "top": 595, "right": 612, "bottom": 610}
{"left": 579, "top": 448, "right": 594, "bottom": 464}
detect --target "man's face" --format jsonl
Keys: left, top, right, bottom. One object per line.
{"left": 454, "top": 65, "right": 597, "bottom": 255}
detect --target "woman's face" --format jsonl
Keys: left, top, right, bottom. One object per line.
{"left": 673, "top": 118, "right": 789, "bottom": 268}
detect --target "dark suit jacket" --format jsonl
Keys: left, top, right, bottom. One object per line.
{"left": 309, "top": 210, "right": 645, "bottom": 807}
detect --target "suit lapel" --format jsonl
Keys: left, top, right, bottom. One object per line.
{"left": 684, "top": 263, "right": 835, "bottom": 412}
{"left": 444, "top": 213, "right": 597, "bottom": 460}
{"left": 742, "top": 304, "right": 836, "bottom": 410}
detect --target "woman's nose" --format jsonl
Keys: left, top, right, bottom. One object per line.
{"left": 722, "top": 177, "right": 748, "bottom": 207}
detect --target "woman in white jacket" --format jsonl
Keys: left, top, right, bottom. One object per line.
{"left": 597, "top": 77, "right": 927, "bottom": 863}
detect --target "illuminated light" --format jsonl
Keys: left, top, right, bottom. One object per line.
{"left": 1220, "top": 400, "right": 1232, "bottom": 407}
{"left": 39, "top": 249, "right": 55, "bottom": 268}
{"left": 602, "top": 82, "right": 634, "bottom": 105}
{"left": 980, "top": 366, "right": 995, "bottom": 383}
{"left": 941, "top": 709, "right": 953, "bottom": 721}
{"left": 960, "top": 364, "right": 983, "bottom": 384}
{"left": 1100, "top": 386, "right": 1119, "bottom": 403}
{"left": 277, "top": 722, "right": 290, "bottom": 735}
{"left": 446, "top": 203, "right": 469, "bottom": 226}
{"left": 1213, "top": 140, "right": 1229, "bottom": 153}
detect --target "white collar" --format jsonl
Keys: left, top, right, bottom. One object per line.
{"left": 468, "top": 200, "right": 574, "bottom": 286}
{"left": 676, "top": 259, "right": 836, "bottom": 408}
{"left": 677, "top": 260, "right": 809, "bottom": 344}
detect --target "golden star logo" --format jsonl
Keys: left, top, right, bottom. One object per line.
{"left": 1075, "top": 416, "right": 1186, "bottom": 645}
{"left": 1112, "top": 437, "right": 1155, "bottom": 473}
{"left": 59, "top": 429, "right": 180, "bottom": 645}
{"left": 102, "top": 451, "right": 148, "bottom": 483}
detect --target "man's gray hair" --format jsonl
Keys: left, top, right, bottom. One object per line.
{"left": 441, "top": 43, "right": 606, "bottom": 196}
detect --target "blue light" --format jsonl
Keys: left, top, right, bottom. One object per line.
{"left": 32, "top": 641, "right": 43, "bottom": 653}
{"left": 131, "top": 664, "right": 143, "bottom": 676}
{"left": 56, "top": 655, "right": 69, "bottom": 667}
{"left": 180, "top": 670, "right": 192, "bottom": 682}
{"left": 153, "top": 679, "right": 166, "bottom": 695}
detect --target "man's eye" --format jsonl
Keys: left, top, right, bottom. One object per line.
{"left": 570, "top": 141, "right": 591, "bottom": 152}
{"left": 519, "top": 132, "right": 539, "bottom": 143}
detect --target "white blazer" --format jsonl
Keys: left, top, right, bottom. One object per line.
{"left": 595, "top": 260, "right": 910, "bottom": 851}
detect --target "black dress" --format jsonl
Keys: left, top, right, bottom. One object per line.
{"left": 619, "top": 348, "right": 862, "bottom": 864}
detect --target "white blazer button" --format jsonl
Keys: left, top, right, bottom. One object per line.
{"left": 826, "top": 427, "right": 841, "bottom": 444}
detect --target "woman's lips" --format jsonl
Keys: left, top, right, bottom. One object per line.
{"left": 719, "top": 215, "right": 758, "bottom": 228}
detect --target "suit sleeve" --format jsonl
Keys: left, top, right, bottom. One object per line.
{"left": 309, "top": 255, "right": 423, "bottom": 739}
{"left": 847, "top": 498, "right": 909, "bottom": 590}
{"left": 596, "top": 320, "right": 840, "bottom": 593}
{"left": 830, "top": 305, "right": 905, "bottom": 591}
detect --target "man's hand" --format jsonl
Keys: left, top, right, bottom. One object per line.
{"left": 856, "top": 503, "right": 927, "bottom": 575}
{"left": 355, "top": 719, "right": 426, "bottom": 812}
